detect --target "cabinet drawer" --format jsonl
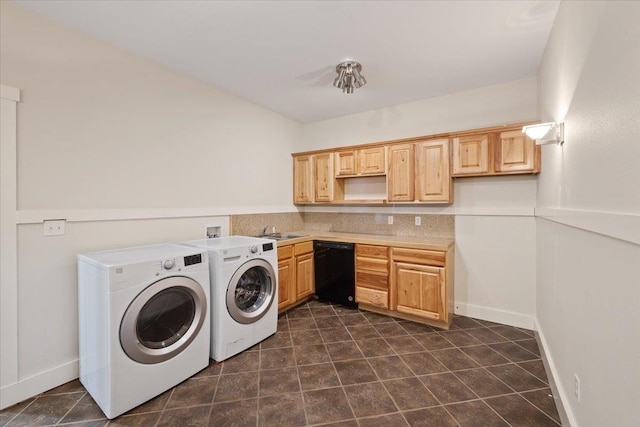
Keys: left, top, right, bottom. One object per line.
{"left": 294, "top": 241, "right": 313, "bottom": 256}
{"left": 356, "top": 286, "right": 388, "bottom": 309}
{"left": 391, "top": 247, "right": 445, "bottom": 266}
{"left": 356, "top": 271, "right": 388, "bottom": 291}
{"left": 278, "top": 245, "right": 293, "bottom": 260}
{"left": 356, "top": 256, "right": 388, "bottom": 273}
{"left": 356, "top": 244, "right": 388, "bottom": 259}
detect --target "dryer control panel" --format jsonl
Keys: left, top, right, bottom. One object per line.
{"left": 158, "top": 253, "right": 204, "bottom": 273}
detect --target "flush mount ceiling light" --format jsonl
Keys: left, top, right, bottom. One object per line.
{"left": 333, "top": 61, "right": 367, "bottom": 94}
{"left": 522, "top": 122, "right": 565, "bottom": 145}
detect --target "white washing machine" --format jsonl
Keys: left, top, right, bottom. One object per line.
{"left": 184, "top": 236, "right": 278, "bottom": 362}
{"left": 77, "top": 244, "right": 210, "bottom": 419}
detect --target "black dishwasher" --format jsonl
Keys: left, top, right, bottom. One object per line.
{"left": 313, "top": 241, "right": 357, "bottom": 308}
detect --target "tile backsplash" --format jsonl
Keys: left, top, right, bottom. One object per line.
{"left": 231, "top": 212, "right": 453, "bottom": 239}
{"left": 231, "top": 212, "right": 305, "bottom": 237}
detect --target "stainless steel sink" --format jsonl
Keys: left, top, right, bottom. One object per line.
{"left": 257, "top": 233, "right": 305, "bottom": 241}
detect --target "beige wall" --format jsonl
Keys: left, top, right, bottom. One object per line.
{"left": 0, "top": 2, "right": 300, "bottom": 408}
{"left": 536, "top": 1, "right": 640, "bottom": 426}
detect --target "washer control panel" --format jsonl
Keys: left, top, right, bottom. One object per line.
{"left": 157, "top": 253, "right": 203, "bottom": 274}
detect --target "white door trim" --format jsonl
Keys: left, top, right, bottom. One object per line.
{"left": 0, "top": 84, "right": 20, "bottom": 406}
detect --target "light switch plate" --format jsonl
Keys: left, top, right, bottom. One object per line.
{"left": 415, "top": 216, "right": 421, "bottom": 226}
{"left": 387, "top": 216, "right": 393, "bottom": 225}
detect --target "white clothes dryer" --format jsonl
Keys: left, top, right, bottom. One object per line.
{"left": 77, "top": 244, "right": 210, "bottom": 419}
{"left": 184, "top": 236, "right": 278, "bottom": 362}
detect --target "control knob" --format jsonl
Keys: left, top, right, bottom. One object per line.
{"left": 250, "top": 245, "right": 258, "bottom": 254}
{"left": 163, "top": 259, "right": 175, "bottom": 270}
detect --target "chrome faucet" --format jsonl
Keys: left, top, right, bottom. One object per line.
{"left": 262, "top": 226, "right": 276, "bottom": 236}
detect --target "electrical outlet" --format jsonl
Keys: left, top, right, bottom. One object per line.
{"left": 43, "top": 219, "right": 66, "bottom": 236}
{"left": 415, "top": 216, "right": 421, "bottom": 226}
{"left": 574, "top": 374, "right": 581, "bottom": 402}
{"left": 387, "top": 215, "right": 394, "bottom": 225}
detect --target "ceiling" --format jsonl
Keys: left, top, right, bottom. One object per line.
{"left": 14, "top": 0, "right": 560, "bottom": 123}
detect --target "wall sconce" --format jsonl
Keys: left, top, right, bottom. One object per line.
{"left": 522, "top": 122, "right": 564, "bottom": 145}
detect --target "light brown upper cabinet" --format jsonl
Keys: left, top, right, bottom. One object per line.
{"left": 335, "top": 150, "right": 357, "bottom": 177}
{"left": 314, "top": 153, "right": 334, "bottom": 202}
{"left": 415, "top": 139, "right": 452, "bottom": 203}
{"left": 387, "top": 144, "right": 415, "bottom": 202}
{"left": 452, "top": 130, "right": 540, "bottom": 177}
{"left": 452, "top": 134, "right": 490, "bottom": 176}
{"left": 495, "top": 130, "right": 539, "bottom": 173}
{"left": 293, "top": 155, "right": 314, "bottom": 203}
{"left": 335, "top": 146, "right": 386, "bottom": 177}
{"left": 358, "top": 146, "right": 387, "bottom": 175}
{"left": 293, "top": 121, "right": 540, "bottom": 205}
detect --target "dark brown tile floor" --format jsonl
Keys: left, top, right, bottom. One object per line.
{"left": 0, "top": 300, "right": 561, "bottom": 426}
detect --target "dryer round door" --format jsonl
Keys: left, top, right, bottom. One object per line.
{"left": 226, "top": 258, "right": 276, "bottom": 324}
{"left": 120, "top": 276, "right": 207, "bottom": 364}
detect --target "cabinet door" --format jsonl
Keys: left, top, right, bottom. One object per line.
{"left": 496, "top": 130, "right": 538, "bottom": 173}
{"left": 277, "top": 257, "right": 295, "bottom": 311}
{"left": 387, "top": 144, "right": 415, "bottom": 201}
{"left": 296, "top": 252, "right": 314, "bottom": 299}
{"left": 452, "top": 135, "right": 489, "bottom": 175}
{"left": 415, "top": 139, "right": 451, "bottom": 203}
{"left": 394, "top": 262, "right": 445, "bottom": 321}
{"left": 293, "top": 155, "right": 314, "bottom": 203}
{"left": 314, "top": 153, "right": 334, "bottom": 202}
{"left": 359, "top": 146, "right": 387, "bottom": 175}
{"left": 335, "top": 150, "right": 357, "bottom": 177}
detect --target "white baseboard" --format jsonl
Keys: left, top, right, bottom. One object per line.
{"left": 0, "top": 359, "right": 78, "bottom": 410}
{"left": 535, "top": 318, "right": 576, "bottom": 427}
{"left": 454, "top": 302, "right": 535, "bottom": 330}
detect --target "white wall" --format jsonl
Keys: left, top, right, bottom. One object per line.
{"left": 1, "top": 3, "right": 301, "bottom": 210}
{"left": 0, "top": 3, "right": 301, "bottom": 408}
{"left": 302, "top": 77, "right": 537, "bottom": 150}
{"left": 301, "top": 78, "right": 539, "bottom": 329}
{"left": 536, "top": 1, "right": 640, "bottom": 426}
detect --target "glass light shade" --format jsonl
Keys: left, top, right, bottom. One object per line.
{"left": 523, "top": 122, "right": 555, "bottom": 139}
{"left": 522, "top": 122, "right": 564, "bottom": 145}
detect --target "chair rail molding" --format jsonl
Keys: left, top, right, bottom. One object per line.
{"left": 535, "top": 207, "right": 640, "bottom": 245}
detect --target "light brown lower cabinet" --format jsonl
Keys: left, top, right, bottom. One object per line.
{"left": 355, "top": 244, "right": 390, "bottom": 309}
{"left": 295, "top": 254, "right": 314, "bottom": 299}
{"left": 389, "top": 246, "right": 453, "bottom": 329}
{"left": 354, "top": 243, "right": 454, "bottom": 330}
{"left": 279, "top": 239, "right": 453, "bottom": 330}
{"left": 277, "top": 245, "right": 296, "bottom": 311}
{"left": 277, "top": 241, "right": 315, "bottom": 312}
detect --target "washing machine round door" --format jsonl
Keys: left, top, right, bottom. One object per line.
{"left": 120, "top": 276, "right": 207, "bottom": 364}
{"left": 226, "top": 259, "right": 276, "bottom": 324}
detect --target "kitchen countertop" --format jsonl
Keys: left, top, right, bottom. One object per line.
{"left": 272, "top": 230, "right": 454, "bottom": 252}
